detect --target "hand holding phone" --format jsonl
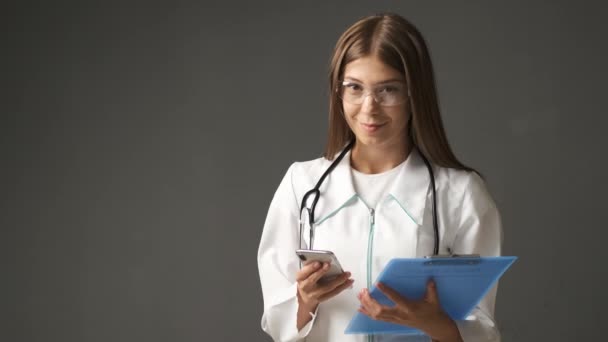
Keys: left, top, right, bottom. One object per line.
{"left": 294, "top": 249, "right": 353, "bottom": 309}
{"left": 295, "top": 249, "right": 345, "bottom": 283}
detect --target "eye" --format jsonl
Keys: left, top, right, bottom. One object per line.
{"left": 344, "top": 83, "right": 363, "bottom": 91}
{"left": 378, "top": 85, "right": 399, "bottom": 93}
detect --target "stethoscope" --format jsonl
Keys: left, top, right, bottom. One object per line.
{"left": 298, "top": 139, "right": 440, "bottom": 256}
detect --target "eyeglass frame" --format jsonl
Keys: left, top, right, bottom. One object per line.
{"left": 336, "top": 80, "right": 411, "bottom": 107}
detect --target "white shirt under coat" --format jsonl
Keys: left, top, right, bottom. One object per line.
{"left": 257, "top": 148, "right": 503, "bottom": 341}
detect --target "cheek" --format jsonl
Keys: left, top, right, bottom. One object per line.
{"left": 342, "top": 103, "right": 357, "bottom": 117}
{"left": 342, "top": 104, "right": 358, "bottom": 125}
{"left": 388, "top": 106, "right": 409, "bottom": 126}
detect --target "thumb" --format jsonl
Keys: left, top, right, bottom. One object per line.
{"left": 425, "top": 279, "right": 439, "bottom": 304}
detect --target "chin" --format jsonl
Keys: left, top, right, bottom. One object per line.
{"left": 356, "top": 136, "right": 388, "bottom": 147}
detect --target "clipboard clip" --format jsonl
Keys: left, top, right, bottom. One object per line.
{"left": 423, "top": 254, "right": 481, "bottom": 265}
{"left": 424, "top": 254, "right": 480, "bottom": 258}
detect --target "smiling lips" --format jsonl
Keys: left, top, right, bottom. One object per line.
{"left": 360, "top": 122, "right": 385, "bottom": 133}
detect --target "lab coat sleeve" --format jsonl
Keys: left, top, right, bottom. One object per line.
{"left": 451, "top": 172, "right": 503, "bottom": 342}
{"left": 257, "top": 163, "right": 318, "bottom": 342}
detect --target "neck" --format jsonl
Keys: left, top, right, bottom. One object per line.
{"left": 350, "top": 139, "right": 413, "bottom": 174}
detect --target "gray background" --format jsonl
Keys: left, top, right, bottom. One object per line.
{"left": 4, "top": 1, "right": 608, "bottom": 341}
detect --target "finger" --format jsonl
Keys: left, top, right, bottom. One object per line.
{"left": 317, "top": 278, "right": 354, "bottom": 301}
{"left": 358, "top": 305, "right": 372, "bottom": 317}
{"left": 319, "top": 271, "right": 351, "bottom": 292}
{"left": 358, "top": 288, "right": 375, "bottom": 309}
{"left": 359, "top": 306, "right": 399, "bottom": 323}
{"left": 359, "top": 290, "right": 399, "bottom": 321}
{"left": 309, "top": 272, "right": 349, "bottom": 298}
{"left": 299, "top": 264, "right": 333, "bottom": 292}
{"left": 424, "top": 279, "right": 439, "bottom": 305}
{"left": 377, "top": 282, "right": 409, "bottom": 307}
{"left": 295, "top": 261, "right": 322, "bottom": 281}
{"left": 359, "top": 288, "right": 391, "bottom": 317}
{"left": 307, "top": 262, "right": 332, "bottom": 284}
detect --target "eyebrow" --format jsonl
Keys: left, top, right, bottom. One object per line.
{"left": 343, "top": 76, "right": 405, "bottom": 85}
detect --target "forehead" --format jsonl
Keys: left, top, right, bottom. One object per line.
{"left": 343, "top": 55, "right": 404, "bottom": 83}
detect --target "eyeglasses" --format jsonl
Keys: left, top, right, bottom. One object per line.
{"left": 338, "top": 81, "right": 409, "bottom": 107}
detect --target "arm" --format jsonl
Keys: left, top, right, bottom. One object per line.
{"left": 451, "top": 172, "right": 503, "bottom": 341}
{"left": 296, "top": 287, "right": 319, "bottom": 330}
{"left": 258, "top": 163, "right": 355, "bottom": 341}
{"left": 257, "top": 163, "right": 317, "bottom": 342}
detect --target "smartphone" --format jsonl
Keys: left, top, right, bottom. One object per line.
{"left": 295, "top": 249, "right": 344, "bottom": 282}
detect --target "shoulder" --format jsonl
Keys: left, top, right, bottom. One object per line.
{"left": 434, "top": 166, "right": 496, "bottom": 212}
{"left": 289, "top": 156, "right": 331, "bottom": 179}
{"left": 280, "top": 156, "right": 332, "bottom": 200}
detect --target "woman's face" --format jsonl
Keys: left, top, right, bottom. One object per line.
{"left": 341, "top": 55, "right": 410, "bottom": 149}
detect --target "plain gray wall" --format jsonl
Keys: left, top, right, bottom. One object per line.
{"left": 4, "top": 1, "right": 608, "bottom": 341}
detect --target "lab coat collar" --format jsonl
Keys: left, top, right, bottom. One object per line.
{"left": 313, "top": 150, "right": 358, "bottom": 224}
{"left": 387, "top": 148, "right": 430, "bottom": 226}
{"left": 314, "top": 147, "right": 430, "bottom": 226}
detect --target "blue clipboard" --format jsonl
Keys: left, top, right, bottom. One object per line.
{"left": 345, "top": 255, "right": 517, "bottom": 335}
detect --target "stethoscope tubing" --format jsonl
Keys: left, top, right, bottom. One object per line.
{"left": 299, "top": 141, "right": 439, "bottom": 256}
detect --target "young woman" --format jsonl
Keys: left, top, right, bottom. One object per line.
{"left": 258, "top": 13, "right": 502, "bottom": 342}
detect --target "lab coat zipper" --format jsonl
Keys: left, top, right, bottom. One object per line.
{"left": 367, "top": 208, "right": 375, "bottom": 288}
{"left": 367, "top": 208, "right": 375, "bottom": 342}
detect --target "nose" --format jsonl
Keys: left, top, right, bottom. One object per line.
{"left": 360, "top": 93, "right": 380, "bottom": 114}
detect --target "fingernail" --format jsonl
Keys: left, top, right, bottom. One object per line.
{"left": 314, "top": 262, "right": 320, "bottom": 268}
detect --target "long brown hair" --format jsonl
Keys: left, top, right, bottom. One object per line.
{"left": 324, "top": 13, "right": 474, "bottom": 173}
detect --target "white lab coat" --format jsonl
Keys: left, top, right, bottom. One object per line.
{"left": 257, "top": 148, "right": 503, "bottom": 342}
